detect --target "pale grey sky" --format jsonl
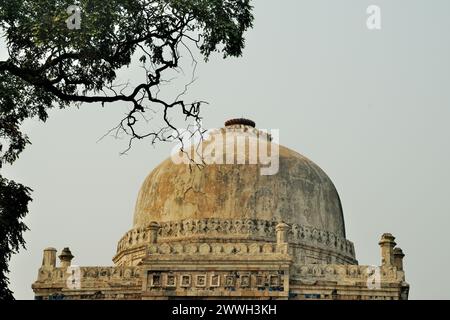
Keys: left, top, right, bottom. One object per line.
{"left": 2, "top": 0, "right": 450, "bottom": 299}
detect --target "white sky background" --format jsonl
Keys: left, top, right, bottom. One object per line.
{"left": 1, "top": 0, "right": 450, "bottom": 299}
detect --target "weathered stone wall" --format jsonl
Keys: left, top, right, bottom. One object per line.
{"left": 33, "top": 232, "right": 408, "bottom": 300}
{"left": 114, "top": 219, "right": 356, "bottom": 267}
{"left": 32, "top": 256, "right": 407, "bottom": 300}
{"left": 33, "top": 266, "right": 141, "bottom": 300}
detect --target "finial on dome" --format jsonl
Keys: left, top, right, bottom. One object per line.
{"left": 225, "top": 118, "right": 256, "bottom": 128}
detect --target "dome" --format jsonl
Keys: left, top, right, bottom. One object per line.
{"left": 114, "top": 120, "right": 356, "bottom": 266}
{"left": 133, "top": 130, "right": 346, "bottom": 238}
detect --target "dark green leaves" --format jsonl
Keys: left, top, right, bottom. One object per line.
{"left": 0, "top": 176, "right": 32, "bottom": 300}
{"left": 0, "top": 1, "right": 253, "bottom": 298}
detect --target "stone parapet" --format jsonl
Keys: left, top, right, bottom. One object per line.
{"left": 33, "top": 266, "right": 141, "bottom": 300}
{"left": 114, "top": 219, "right": 356, "bottom": 266}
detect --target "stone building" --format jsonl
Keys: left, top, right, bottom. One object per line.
{"left": 32, "top": 119, "right": 409, "bottom": 300}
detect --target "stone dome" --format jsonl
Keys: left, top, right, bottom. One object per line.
{"left": 114, "top": 120, "right": 356, "bottom": 266}
{"left": 133, "top": 132, "right": 346, "bottom": 238}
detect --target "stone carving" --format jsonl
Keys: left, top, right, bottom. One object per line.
{"left": 172, "top": 243, "right": 183, "bottom": 254}
{"left": 224, "top": 244, "right": 236, "bottom": 254}
{"left": 185, "top": 244, "right": 198, "bottom": 254}
{"left": 143, "top": 270, "right": 289, "bottom": 292}
{"left": 312, "top": 265, "right": 322, "bottom": 276}
{"left": 36, "top": 266, "right": 141, "bottom": 288}
{"left": 199, "top": 243, "right": 211, "bottom": 255}
{"left": 196, "top": 275, "right": 207, "bottom": 287}
{"left": 210, "top": 274, "right": 220, "bottom": 287}
{"left": 225, "top": 275, "right": 236, "bottom": 287}
{"left": 256, "top": 275, "right": 265, "bottom": 287}
{"left": 117, "top": 219, "right": 355, "bottom": 261}
{"left": 148, "top": 245, "right": 158, "bottom": 254}
{"left": 166, "top": 274, "right": 176, "bottom": 287}
{"left": 262, "top": 243, "right": 273, "bottom": 253}
{"left": 325, "top": 266, "right": 335, "bottom": 275}
{"left": 212, "top": 244, "right": 223, "bottom": 254}
{"left": 181, "top": 275, "right": 191, "bottom": 287}
{"left": 348, "top": 266, "right": 360, "bottom": 277}
{"left": 249, "top": 243, "right": 260, "bottom": 254}
{"left": 292, "top": 264, "right": 400, "bottom": 282}
{"left": 269, "top": 275, "right": 280, "bottom": 287}
{"left": 240, "top": 274, "right": 251, "bottom": 288}
{"left": 159, "top": 243, "right": 171, "bottom": 254}
{"left": 236, "top": 243, "right": 248, "bottom": 254}
{"left": 144, "top": 242, "right": 279, "bottom": 257}
{"left": 150, "top": 274, "right": 162, "bottom": 287}
{"left": 131, "top": 240, "right": 357, "bottom": 269}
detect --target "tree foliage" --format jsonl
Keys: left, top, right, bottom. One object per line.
{"left": 0, "top": 0, "right": 253, "bottom": 299}
{"left": 0, "top": 177, "right": 32, "bottom": 300}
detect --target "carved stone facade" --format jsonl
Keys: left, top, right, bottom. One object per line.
{"left": 113, "top": 219, "right": 356, "bottom": 267}
{"left": 32, "top": 119, "right": 409, "bottom": 300}
{"left": 32, "top": 231, "right": 408, "bottom": 300}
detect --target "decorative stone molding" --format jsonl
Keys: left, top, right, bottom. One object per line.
{"left": 146, "top": 242, "right": 280, "bottom": 256}
{"left": 34, "top": 266, "right": 141, "bottom": 287}
{"left": 146, "top": 271, "right": 286, "bottom": 292}
{"left": 33, "top": 232, "right": 408, "bottom": 300}
{"left": 116, "top": 219, "right": 356, "bottom": 261}
{"left": 180, "top": 275, "right": 191, "bottom": 287}
{"left": 210, "top": 274, "right": 220, "bottom": 287}
{"left": 292, "top": 264, "right": 402, "bottom": 283}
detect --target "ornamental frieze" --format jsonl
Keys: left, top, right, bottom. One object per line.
{"left": 116, "top": 219, "right": 355, "bottom": 259}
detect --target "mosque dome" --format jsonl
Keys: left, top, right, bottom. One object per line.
{"left": 133, "top": 121, "right": 346, "bottom": 238}
{"left": 114, "top": 119, "right": 356, "bottom": 266}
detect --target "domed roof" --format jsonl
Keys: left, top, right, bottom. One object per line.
{"left": 132, "top": 120, "right": 347, "bottom": 238}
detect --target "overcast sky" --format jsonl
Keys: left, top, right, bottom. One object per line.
{"left": 2, "top": 0, "right": 450, "bottom": 299}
